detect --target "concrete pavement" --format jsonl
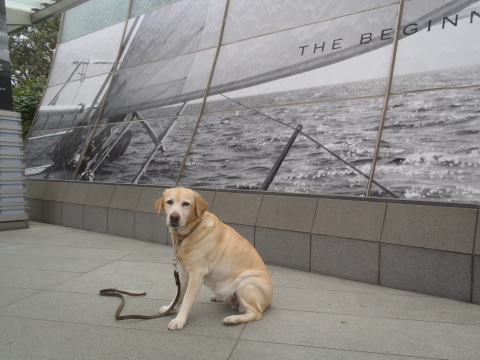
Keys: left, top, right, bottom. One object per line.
{"left": 1, "top": 222, "right": 480, "bottom": 360}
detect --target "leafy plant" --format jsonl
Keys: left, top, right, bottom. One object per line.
{"left": 12, "top": 76, "right": 47, "bottom": 138}
{"left": 9, "top": 16, "right": 60, "bottom": 138}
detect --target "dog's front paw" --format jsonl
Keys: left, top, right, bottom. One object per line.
{"left": 168, "top": 317, "right": 186, "bottom": 331}
{"left": 211, "top": 295, "right": 222, "bottom": 302}
{"left": 222, "top": 315, "right": 239, "bottom": 326}
{"left": 159, "top": 306, "right": 176, "bottom": 315}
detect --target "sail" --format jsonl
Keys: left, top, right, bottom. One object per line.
{"left": 102, "top": 0, "right": 479, "bottom": 118}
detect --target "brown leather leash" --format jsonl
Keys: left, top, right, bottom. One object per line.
{"left": 99, "top": 270, "right": 180, "bottom": 320}
{"left": 100, "top": 217, "right": 202, "bottom": 320}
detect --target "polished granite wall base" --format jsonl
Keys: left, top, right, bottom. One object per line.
{"left": 26, "top": 179, "right": 480, "bottom": 304}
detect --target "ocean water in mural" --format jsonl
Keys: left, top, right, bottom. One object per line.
{"left": 185, "top": 68, "right": 480, "bottom": 202}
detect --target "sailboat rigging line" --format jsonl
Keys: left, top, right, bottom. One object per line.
{"left": 132, "top": 119, "right": 177, "bottom": 183}
{"left": 175, "top": 0, "right": 232, "bottom": 186}
{"left": 219, "top": 94, "right": 398, "bottom": 198}
{"left": 48, "top": 62, "right": 84, "bottom": 106}
{"left": 366, "top": 0, "right": 405, "bottom": 197}
{"left": 136, "top": 113, "right": 160, "bottom": 145}
{"left": 89, "top": 120, "right": 132, "bottom": 175}
{"left": 72, "top": 2, "right": 138, "bottom": 180}
{"left": 132, "top": 103, "right": 187, "bottom": 183}
{"left": 163, "top": 151, "right": 177, "bottom": 180}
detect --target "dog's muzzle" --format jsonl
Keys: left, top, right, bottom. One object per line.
{"left": 168, "top": 213, "right": 181, "bottom": 228}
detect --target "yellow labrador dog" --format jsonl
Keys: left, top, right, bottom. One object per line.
{"left": 155, "top": 187, "right": 273, "bottom": 331}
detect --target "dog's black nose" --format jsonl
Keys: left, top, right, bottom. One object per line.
{"left": 169, "top": 213, "right": 180, "bottom": 225}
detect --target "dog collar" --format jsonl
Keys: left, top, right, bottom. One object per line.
{"left": 173, "top": 215, "right": 204, "bottom": 247}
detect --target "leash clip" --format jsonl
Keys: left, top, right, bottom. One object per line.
{"left": 173, "top": 256, "right": 179, "bottom": 272}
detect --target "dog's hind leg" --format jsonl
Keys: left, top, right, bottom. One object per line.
{"left": 222, "top": 283, "right": 265, "bottom": 326}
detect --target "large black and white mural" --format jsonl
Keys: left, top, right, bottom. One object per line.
{"left": 24, "top": 0, "right": 480, "bottom": 203}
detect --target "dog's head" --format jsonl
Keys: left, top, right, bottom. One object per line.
{"left": 155, "top": 187, "right": 208, "bottom": 229}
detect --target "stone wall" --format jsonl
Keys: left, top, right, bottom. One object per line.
{"left": 27, "top": 179, "right": 480, "bottom": 304}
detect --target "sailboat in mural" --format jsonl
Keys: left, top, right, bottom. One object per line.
{"left": 103, "top": 0, "right": 479, "bottom": 117}
{"left": 28, "top": 0, "right": 480, "bottom": 186}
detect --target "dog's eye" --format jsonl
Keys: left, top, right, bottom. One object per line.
{"left": 182, "top": 202, "right": 190, "bottom": 207}
{"left": 166, "top": 200, "right": 173, "bottom": 205}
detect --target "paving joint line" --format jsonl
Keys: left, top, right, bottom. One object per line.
{"left": 0, "top": 314, "right": 243, "bottom": 342}
{"left": 237, "top": 338, "right": 450, "bottom": 360}
{"left": 263, "top": 307, "right": 480, "bottom": 327}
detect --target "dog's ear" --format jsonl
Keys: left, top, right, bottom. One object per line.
{"left": 194, "top": 192, "right": 208, "bottom": 218}
{"left": 154, "top": 194, "right": 164, "bottom": 215}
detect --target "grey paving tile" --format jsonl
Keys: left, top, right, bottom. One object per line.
{"left": 0, "top": 317, "right": 236, "bottom": 360}
{"left": 50, "top": 271, "right": 177, "bottom": 299}
{"left": 0, "top": 252, "right": 111, "bottom": 273}
{"left": 25, "top": 231, "right": 149, "bottom": 251}
{"left": 0, "top": 242, "right": 20, "bottom": 250}
{"left": 230, "top": 340, "right": 424, "bottom": 360}
{"left": 311, "top": 235, "right": 379, "bottom": 284}
{"left": 271, "top": 286, "right": 480, "bottom": 325}
{"left": 269, "top": 266, "right": 425, "bottom": 296}
{"left": 0, "top": 243, "right": 132, "bottom": 261}
{"left": 27, "top": 221, "right": 74, "bottom": 237}
{"left": 50, "top": 270, "right": 215, "bottom": 303}
{"left": 241, "top": 309, "right": 480, "bottom": 360}
{"left": 120, "top": 244, "right": 173, "bottom": 264}
{"left": 0, "top": 235, "right": 26, "bottom": 247}
{"left": 0, "top": 290, "right": 245, "bottom": 339}
{"left": 0, "top": 268, "right": 80, "bottom": 289}
{"left": 0, "top": 287, "right": 39, "bottom": 308}
{"left": 54, "top": 260, "right": 190, "bottom": 295}
{"left": 89, "top": 260, "right": 173, "bottom": 277}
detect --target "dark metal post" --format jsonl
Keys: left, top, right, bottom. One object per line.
{"left": 260, "top": 124, "right": 303, "bottom": 191}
